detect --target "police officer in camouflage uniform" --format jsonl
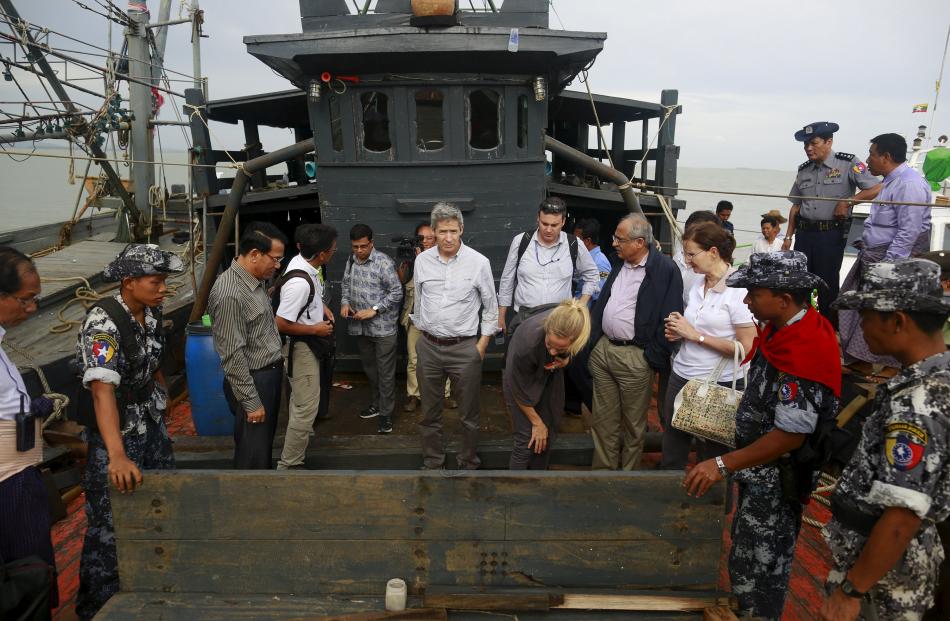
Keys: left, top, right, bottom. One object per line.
{"left": 75, "top": 244, "right": 183, "bottom": 620}
{"left": 684, "top": 251, "right": 842, "bottom": 621}
{"left": 820, "top": 259, "right": 950, "bottom": 621}
{"left": 781, "top": 122, "right": 881, "bottom": 320}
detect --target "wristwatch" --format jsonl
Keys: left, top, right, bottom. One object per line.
{"left": 697, "top": 334, "right": 706, "bottom": 344}
{"left": 840, "top": 578, "right": 865, "bottom": 599}
{"left": 371, "top": 305, "right": 379, "bottom": 312}
{"left": 715, "top": 456, "right": 729, "bottom": 478}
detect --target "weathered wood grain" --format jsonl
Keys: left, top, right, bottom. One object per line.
{"left": 112, "top": 471, "right": 722, "bottom": 543}
{"left": 96, "top": 592, "right": 707, "bottom": 620}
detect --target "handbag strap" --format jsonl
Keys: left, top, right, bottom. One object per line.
{"left": 729, "top": 340, "right": 746, "bottom": 397}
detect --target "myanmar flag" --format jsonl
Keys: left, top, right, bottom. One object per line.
{"left": 913, "top": 103, "right": 929, "bottom": 113}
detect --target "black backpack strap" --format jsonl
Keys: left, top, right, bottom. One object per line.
{"left": 511, "top": 230, "right": 535, "bottom": 306}
{"left": 273, "top": 269, "right": 315, "bottom": 322}
{"left": 95, "top": 297, "right": 141, "bottom": 368}
{"left": 567, "top": 233, "right": 578, "bottom": 273}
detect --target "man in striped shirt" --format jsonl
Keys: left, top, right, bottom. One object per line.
{"left": 208, "top": 222, "right": 287, "bottom": 469}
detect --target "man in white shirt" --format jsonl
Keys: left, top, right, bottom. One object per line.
{"left": 498, "top": 197, "right": 599, "bottom": 334}
{"left": 412, "top": 203, "right": 499, "bottom": 470}
{"left": 274, "top": 224, "right": 337, "bottom": 470}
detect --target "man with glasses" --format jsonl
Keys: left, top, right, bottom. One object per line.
{"left": 588, "top": 214, "right": 683, "bottom": 470}
{"left": 498, "top": 197, "right": 600, "bottom": 335}
{"left": 208, "top": 222, "right": 288, "bottom": 469}
{"left": 274, "top": 223, "right": 337, "bottom": 469}
{"left": 341, "top": 223, "right": 403, "bottom": 434}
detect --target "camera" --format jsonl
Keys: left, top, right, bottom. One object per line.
{"left": 392, "top": 234, "right": 423, "bottom": 262}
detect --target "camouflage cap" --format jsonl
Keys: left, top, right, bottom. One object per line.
{"left": 726, "top": 250, "right": 826, "bottom": 291}
{"left": 832, "top": 258, "right": 949, "bottom": 314}
{"left": 102, "top": 243, "right": 184, "bottom": 282}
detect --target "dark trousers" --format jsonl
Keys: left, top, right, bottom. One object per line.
{"left": 355, "top": 334, "right": 398, "bottom": 419}
{"left": 0, "top": 466, "right": 56, "bottom": 614}
{"left": 659, "top": 371, "right": 741, "bottom": 469}
{"left": 794, "top": 228, "right": 845, "bottom": 319}
{"left": 416, "top": 335, "right": 482, "bottom": 470}
{"left": 504, "top": 377, "right": 559, "bottom": 470}
{"left": 564, "top": 347, "right": 593, "bottom": 413}
{"left": 225, "top": 366, "right": 283, "bottom": 469}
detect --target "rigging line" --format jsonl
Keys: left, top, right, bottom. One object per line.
{"left": 160, "top": 71, "right": 192, "bottom": 147}
{"left": 0, "top": 19, "right": 201, "bottom": 83}
{"left": 580, "top": 70, "right": 614, "bottom": 170}
{"left": 637, "top": 182, "right": 948, "bottom": 209}
{"left": 0, "top": 32, "right": 187, "bottom": 98}
{"left": 548, "top": 1, "right": 566, "bottom": 30}
{"left": 0, "top": 146, "right": 238, "bottom": 169}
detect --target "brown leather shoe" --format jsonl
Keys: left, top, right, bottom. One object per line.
{"left": 444, "top": 397, "right": 459, "bottom": 409}
{"left": 403, "top": 396, "right": 419, "bottom": 412}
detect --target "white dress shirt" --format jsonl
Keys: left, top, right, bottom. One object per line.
{"left": 276, "top": 254, "right": 325, "bottom": 326}
{"left": 0, "top": 326, "right": 29, "bottom": 422}
{"left": 411, "top": 243, "right": 499, "bottom": 338}
{"left": 497, "top": 231, "right": 600, "bottom": 310}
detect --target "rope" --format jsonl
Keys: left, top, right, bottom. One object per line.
{"left": 580, "top": 70, "right": 614, "bottom": 170}
{"left": 4, "top": 340, "right": 70, "bottom": 426}
{"left": 184, "top": 102, "right": 246, "bottom": 173}
{"left": 0, "top": 147, "right": 235, "bottom": 169}
{"left": 803, "top": 473, "right": 838, "bottom": 530}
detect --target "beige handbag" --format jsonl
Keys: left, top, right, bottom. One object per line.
{"left": 671, "top": 341, "right": 746, "bottom": 448}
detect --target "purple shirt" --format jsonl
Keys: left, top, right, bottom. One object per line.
{"left": 601, "top": 256, "right": 647, "bottom": 340}
{"left": 862, "top": 163, "right": 931, "bottom": 260}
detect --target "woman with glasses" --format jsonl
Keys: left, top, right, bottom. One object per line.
{"left": 661, "top": 222, "right": 756, "bottom": 469}
{"left": 503, "top": 299, "right": 590, "bottom": 469}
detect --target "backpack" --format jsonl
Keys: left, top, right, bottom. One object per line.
{"left": 73, "top": 297, "right": 161, "bottom": 433}
{"left": 271, "top": 267, "right": 336, "bottom": 375}
{"left": 512, "top": 230, "right": 579, "bottom": 302}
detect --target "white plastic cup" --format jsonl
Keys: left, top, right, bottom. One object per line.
{"left": 385, "top": 578, "right": 407, "bottom": 612}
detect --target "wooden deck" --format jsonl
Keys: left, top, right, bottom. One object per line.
{"left": 49, "top": 384, "right": 837, "bottom": 620}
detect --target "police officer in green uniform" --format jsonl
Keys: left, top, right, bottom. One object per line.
{"left": 821, "top": 258, "right": 950, "bottom": 621}
{"left": 782, "top": 121, "right": 881, "bottom": 320}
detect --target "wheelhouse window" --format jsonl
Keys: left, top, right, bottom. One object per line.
{"left": 517, "top": 94, "right": 528, "bottom": 148}
{"left": 329, "top": 94, "right": 344, "bottom": 153}
{"left": 415, "top": 89, "right": 444, "bottom": 151}
{"left": 360, "top": 91, "right": 391, "bottom": 152}
{"left": 468, "top": 89, "right": 500, "bottom": 150}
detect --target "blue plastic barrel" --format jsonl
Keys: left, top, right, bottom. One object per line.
{"left": 185, "top": 321, "right": 233, "bottom": 435}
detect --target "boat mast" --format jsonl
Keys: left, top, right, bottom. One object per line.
{"left": 927, "top": 23, "right": 949, "bottom": 143}
{"left": 126, "top": 7, "right": 156, "bottom": 241}
{"left": 0, "top": 0, "right": 141, "bottom": 238}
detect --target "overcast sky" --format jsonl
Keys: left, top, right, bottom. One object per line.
{"left": 4, "top": 0, "right": 950, "bottom": 170}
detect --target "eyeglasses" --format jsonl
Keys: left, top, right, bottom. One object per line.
{"left": 612, "top": 235, "right": 644, "bottom": 245}
{"left": 684, "top": 249, "right": 708, "bottom": 260}
{"left": 4, "top": 293, "right": 39, "bottom": 307}
{"left": 266, "top": 254, "right": 285, "bottom": 264}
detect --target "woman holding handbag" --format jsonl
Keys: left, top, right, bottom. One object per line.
{"left": 661, "top": 222, "right": 756, "bottom": 469}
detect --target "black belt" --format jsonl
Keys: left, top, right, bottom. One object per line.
{"left": 252, "top": 360, "right": 283, "bottom": 372}
{"left": 607, "top": 337, "right": 638, "bottom": 347}
{"left": 422, "top": 331, "right": 475, "bottom": 346}
{"left": 797, "top": 218, "right": 842, "bottom": 232}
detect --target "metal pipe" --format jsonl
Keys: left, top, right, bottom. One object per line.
{"left": 189, "top": 138, "right": 315, "bottom": 321}
{"left": 147, "top": 16, "right": 193, "bottom": 30}
{"left": 149, "top": 120, "right": 190, "bottom": 127}
{"left": 191, "top": 0, "right": 202, "bottom": 93}
{"left": 0, "top": 129, "right": 69, "bottom": 144}
{"left": 543, "top": 134, "right": 643, "bottom": 216}
{"left": 127, "top": 10, "right": 155, "bottom": 238}
{"left": 150, "top": 0, "right": 173, "bottom": 86}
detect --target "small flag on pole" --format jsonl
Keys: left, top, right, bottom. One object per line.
{"left": 913, "top": 103, "right": 929, "bottom": 113}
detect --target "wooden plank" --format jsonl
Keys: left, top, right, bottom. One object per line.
{"left": 112, "top": 471, "right": 723, "bottom": 543}
{"left": 424, "top": 586, "right": 553, "bottom": 610}
{"left": 116, "top": 538, "right": 721, "bottom": 596}
{"left": 287, "top": 611, "right": 447, "bottom": 621}
{"left": 96, "top": 592, "right": 706, "bottom": 621}
{"left": 556, "top": 593, "right": 733, "bottom": 611}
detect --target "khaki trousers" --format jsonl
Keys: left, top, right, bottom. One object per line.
{"left": 406, "top": 324, "right": 450, "bottom": 399}
{"left": 589, "top": 336, "right": 653, "bottom": 470}
{"left": 278, "top": 341, "right": 321, "bottom": 469}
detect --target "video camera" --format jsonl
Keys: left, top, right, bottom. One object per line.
{"left": 392, "top": 234, "right": 423, "bottom": 262}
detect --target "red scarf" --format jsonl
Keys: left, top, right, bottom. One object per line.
{"left": 743, "top": 308, "right": 842, "bottom": 397}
